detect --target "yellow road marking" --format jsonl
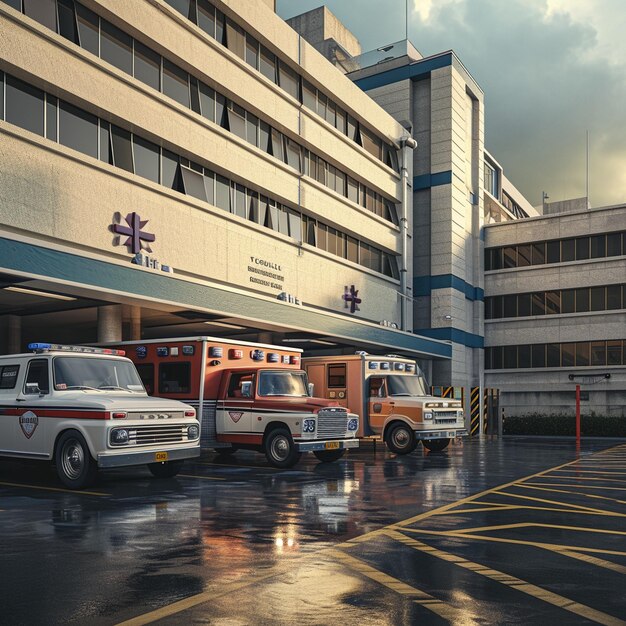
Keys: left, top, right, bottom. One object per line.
{"left": 524, "top": 482, "right": 626, "bottom": 491}
{"left": 553, "top": 469, "right": 626, "bottom": 476}
{"left": 438, "top": 522, "right": 626, "bottom": 537}
{"left": 0, "top": 481, "right": 108, "bottom": 497}
{"left": 432, "top": 505, "right": 522, "bottom": 515}
{"left": 513, "top": 484, "right": 626, "bottom": 505}
{"left": 387, "top": 530, "right": 626, "bottom": 626}
{"left": 178, "top": 474, "right": 225, "bottom": 481}
{"left": 537, "top": 476, "right": 626, "bottom": 484}
{"left": 328, "top": 548, "right": 475, "bottom": 623}
{"left": 558, "top": 550, "right": 626, "bottom": 575}
{"left": 472, "top": 499, "right": 626, "bottom": 518}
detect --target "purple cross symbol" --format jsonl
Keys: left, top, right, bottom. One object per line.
{"left": 112, "top": 212, "right": 156, "bottom": 254}
{"left": 343, "top": 285, "right": 362, "bottom": 313}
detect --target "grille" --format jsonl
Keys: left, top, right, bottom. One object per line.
{"left": 186, "top": 400, "right": 218, "bottom": 448}
{"left": 435, "top": 418, "right": 459, "bottom": 425}
{"left": 316, "top": 408, "right": 349, "bottom": 439}
{"left": 128, "top": 425, "right": 187, "bottom": 446}
{"left": 434, "top": 411, "right": 459, "bottom": 419}
{"left": 127, "top": 411, "right": 184, "bottom": 420}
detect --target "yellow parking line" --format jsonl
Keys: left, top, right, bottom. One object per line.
{"left": 0, "top": 481, "right": 108, "bottom": 497}
{"left": 558, "top": 550, "right": 626, "bottom": 575}
{"left": 328, "top": 548, "right": 474, "bottom": 623}
{"left": 178, "top": 474, "right": 225, "bottom": 481}
{"left": 553, "top": 469, "right": 626, "bottom": 476}
{"left": 542, "top": 475, "right": 626, "bottom": 483}
{"left": 438, "top": 522, "right": 626, "bottom": 537}
{"left": 387, "top": 531, "right": 626, "bottom": 626}
{"left": 432, "top": 505, "right": 522, "bottom": 515}
{"left": 493, "top": 490, "right": 626, "bottom": 515}
{"left": 514, "top": 484, "right": 626, "bottom": 505}
{"left": 524, "top": 482, "right": 626, "bottom": 491}
{"left": 473, "top": 499, "right": 626, "bottom": 518}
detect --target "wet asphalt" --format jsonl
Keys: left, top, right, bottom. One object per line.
{"left": 1, "top": 437, "right": 626, "bottom": 625}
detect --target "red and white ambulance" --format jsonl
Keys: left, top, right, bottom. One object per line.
{"left": 0, "top": 344, "right": 200, "bottom": 488}
{"left": 112, "top": 337, "right": 359, "bottom": 468}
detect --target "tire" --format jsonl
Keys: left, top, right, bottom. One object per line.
{"left": 148, "top": 460, "right": 184, "bottom": 478}
{"left": 216, "top": 446, "right": 238, "bottom": 456}
{"left": 313, "top": 449, "right": 346, "bottom": 463}
{"left": 385, "top": 423, "right": 418, "bottom": 455}
{"left": 422, "top": 438, "right": 451, "bottom": 452}
{"left": 264, "top": 428, "right": 301, "bottom": 468}
{"left": 55, "top": 430, "right": 98, "bottom": 489}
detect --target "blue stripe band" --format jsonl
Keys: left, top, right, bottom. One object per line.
{"left": 416, "top": 327, "right": 484, "bottom": 349}
{"left": 413, "top": 275, "right": 484, "bottom": 301}
{"left": 413, "top": 170, "right": 452, "bottom": 190}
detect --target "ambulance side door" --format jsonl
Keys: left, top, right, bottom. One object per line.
{"left": 0, "top": 362, "right": 22, "bottom": 454}
{"left": 14, "top": 358, "right": 50, "bottom": 456}
{"left": 367, "top": 376, "right": 395, "bottom": 434}
{"left": 219, "top": 371, "right": 255, "bottom": 434}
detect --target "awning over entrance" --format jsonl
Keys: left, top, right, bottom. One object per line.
{"left": 0, "top": 236, "right": 451, "bottom": 360}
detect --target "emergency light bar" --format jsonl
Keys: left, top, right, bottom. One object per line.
{"left": 28, "top": 343, "right": 126, "bottom": 356}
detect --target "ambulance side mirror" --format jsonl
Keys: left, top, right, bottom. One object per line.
{"left": 308, "top": 383, "right": 315, "bottom": 397}
{"left": 241, "top": 381, "right": 253, "bottom": 398}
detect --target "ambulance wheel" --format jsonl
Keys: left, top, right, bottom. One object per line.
{"left": 313, "top": 449, "right": 346, "bottom": 463}
{"left": 385, "top": 423, "right": 418, "bottom": 455}
{"left": 55, "top": 430, "right": 98, "bottom": 489}
{"left": 422, "top": 438, "right": 450, "bottom": 452}
{"left": 264, "top": 428, "right": 301, "bottom": 468}
{"left": 148, "top": 460, "right": 184, "bottom": 478}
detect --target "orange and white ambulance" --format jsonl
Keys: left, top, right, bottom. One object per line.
{"left": 303, "top": 353, "right": 467, "bottom": 453}
{"left": 0, "top": 344, "right": 200, "bottom": 488}
{"left": 113, "top": 337, "right": 359, "bottom": 468}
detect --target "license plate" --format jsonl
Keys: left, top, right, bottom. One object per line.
{"left": 325, "top": 441, "right": 340, "bottom": 450}
{"left": 155, "top": 451, "right": 168, "bottom": 462}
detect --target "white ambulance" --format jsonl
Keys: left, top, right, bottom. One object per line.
{"left": 0, "top": 344, "right": 200, "bottom": 489}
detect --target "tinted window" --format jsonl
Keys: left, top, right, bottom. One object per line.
{"left": 5, "top": 75, "right": 44, "bottom": 135}
{"left": 225, "top": 19, "right": 245, "bottom": 59}
{"left": 517, "top": 244, "right": 531, "bottom": 267}
{"left": 607, "top": 285, "right": 622, "bottom": 310}
{"left": 561, "top": 238, "right": 575, "bottom": 262}
{"left": 607, "top": 340, "right": 622, "bottom": 365}
{"left": 111, "top": 125, "right": 134, "bottom": 172}
{"left": 197, "top": 0, "right": 216, "bottom": 37}
{"left": 23, "top": 0, "right": 56, "bottom": 30}
{"left": 503, "top": 295, "right": 516, "bottom": 318}
{"left": 531, "top": 242, "right": 546, "bottom": 265}
{"left": 590, "top": 342, "right": 606, "bottom": 367}
{"left": 590, "top": 234, "right": 605, "bottom": 258}
{"left": 531, "top": 292, "right": 545, "bottom": 316}
{"left": 576, "top": 342, "right": 590, "bottom": 367}
{"left": 57, "top": 0, "right": 79, "bottom": 44}
{"left": 134, "top": 41, "right": 161, "bottom": 91}
{"left": 503, "top": 346, "right": 517, "bottom": 369}
{"left": 590, "top": 286, "right": 605, "bottom": 312}
{"left": 561, "top": 343, "right": 575, "bottom": 367}
{"left": 133, "top": 136, "right": 160, "bottom": 183}
{"left": 545, "top": 291, "right": 560, "bottom": 315}
{"left": 101, "top": 20, "right": 132, "bottom": 75}
{"left": 575, "top": 237, "right": 589, "bottom": 260}
{"left": 159, "top": 362, "right": 191, "bottom": 394}
{"left": 503, "top": 247, "right": 516, "bottom": 268}
{"left": 607, "top": 233, "right": 622, "bottom": 257}
{"left": 546, "top": 344, "right": 560, "bottom": 367}
{"left": 546, "top": 240, "right": 560, "bottom": 263}
{"left": 575, "top": 288, "right": 589, "bottom": 313}
{"left": 518, "top": 345, "right": 530, "bottom": 368}
{"left": 517, "top": 293, "right": 531, "bottom": 317}
{"left": 328, "top": 364, "right": 346, "bottom": 387}
{"left": 76, "top": 4, "right": 99, "bottom": 55}
{"left": 59, "top": 100, "right": 98, "bottom": 158}
{"left": 135, "top": 363, "right": 155, "bottom": 395}
{"left": 163, "top": 60, "right": 189, "bottom": 107}
{"left": 0, "top": 365, "right": 20, "bottom": 390}
{"left": 46, "top": 95, "right": 57, "bottom": 141}
{"left": 25, "top": 359, "right": 49, "bottom": 393}
{"left": 561, "top": 289, "right": 575, "bottom": 314}
{"left": 531, "top": 344, "right": 545, "bottom": 368}
{"left": 227, "top": 372, "right": 255, "bottom": 398}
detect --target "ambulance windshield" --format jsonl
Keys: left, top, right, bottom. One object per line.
{"left": 386, "top": 374, "right": 429, "bottom": 397}
{"left": 258, "top": 371, "right": 308, "bottom": 397}
{"left": 53, "top": 357, "right": 145, "bottom": 392}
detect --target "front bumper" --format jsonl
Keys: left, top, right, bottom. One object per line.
{"left": 97, "top": 445, "right": 201, "bottom": 468}
{"left": 414, "top": 429, "right": 468, "bottom": 440}
{"left": 296, "top": 438, "right": 359, "bottom": 452}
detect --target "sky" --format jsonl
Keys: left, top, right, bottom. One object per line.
{"left": 276, "top": 0, "right": 626, "bottom": 208}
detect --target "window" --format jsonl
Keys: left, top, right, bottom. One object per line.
{"left": 131, "top": 136, "right": 159, "bottom": 183}
{"left": 545, "top": 291, "right": 560, "bottom": 315}
{"left": 607, "top": 340, "right": 622, "bottom": 366}
{"left": 561, "top": 238, "right": 575, "bottom": 262}
{"left": 134, "top": 41, "right": 161, "bottom": 91}
{"left": 46, "top": 95, "right": 57, "bottom": 141}
{"left": 360, "top": 126, "right": 382, "bottom": 159}
{"left": 215, "top": 174, "right": 231, "bottom": 211}
{"left": 503, "top": 295, "right": 516, "bottom": 318}
{"left": 24, "top": 359, "right": 49, "bottom": 394}
{"left": 99, "top": 121, "right": 112, "bottom": 164}
{"left": 246, "top": 111, "right": 258, "bottom": 146}
{"left": 260, "top": 45, "right": 276, "bottom": 82}
{"left": 234, "top": 184, "right": 246, "bottom": 218}
{"left": 162, "top": 59, "right": 189, "bottom": 107}
{"left": 227, "top": 102, "right": 246, "bottom": 140}
{"left": 181, "top": 166, "right": 207, "bottom": 201}
{"left": 561, "top": 289, "right": 575, "bottom": 314}
{"left": 503, "top": 346, "right": 517, "bottom": 369}
{"left": 347, "top": 177, "right": 359, "bottom": 204}
{"left": 503, "top": 247, "right": 516, "bottom": 268}
{"left": 561, "top": 343, "right": 575, "bottom": 367}
{"left": 491, "top": 346, "right": 503, "bottom": 369}
{"left": 162, "top": 148, "right": 180, "bottom": 191}
{"left": 203, "top": 170, "right": 215, "bottom": 205}
{"left": 5, "top": 75, "right": 44, "bottom": 136}
{"left": 546, "top": 240, "right": 560, "bottom": 264}
{"left": 227, "top": 372, "right": 255, "bottom": 398}
{"left": 23, "top": 0, "right": 56, "bottom": 30}
{"left": 576, "top": 342, "right": 590, "bottom": 367}
{"left": 517, "top": 244, "right": 531, "bottom": 267}
{"left": 607, "top": 285, "right": 622, "bottom": 310}
{"left": 245, "top": 35, "right": 259, "bottom": 70}
{"left": 531, "top": 344, "right": 545, "bottom": 368}
{"left": 57, "top": 0, "right": 79, "bottom": 44}
{"left": 590, "top": 286, "right": 605, "bottom": 312}
{"left": 590, "top": 234, "right": 606, "bottom": 258}
{"left": 591, "top": 342, "right": 606, "bottom": 367}
{"left": 158, "top": 362, "right": 191, "bottom": 394}
{"left": 198, "top": 83, "right": 215, "bottom": 122}
{"left": 532, "top": 242, "right": 546, "bottom": 265}
{"left": 346, "top": 236, "right": 358, "bottom": 263}
{"left": 59, "top": 101, "right": 98, "bottom": 158}
{"left": 575, "top": 237, "right": 589, "bottom": 261}
{"left": 492, "top": 296, "right": 503, "bottom": 319}
{"left": 0, "top": 365, "right": 19, "bottom": 390}
{"left": 284, "top": 137, "right": 301, "bottom": 171}
{"left": 225, "top": 18, "right": 245, "bottom": 59}
{"left": 546, "top": 344, "right": 560, "bottom": 367}
{"left": 135, "top": 363, "right": 155, "bottom": 395}
{"left": 575, "top": 287, "right": 589, "bottom": 313}
{"left": 111, "top": 125, "right": 134, "bottom": 172}
{"left": 100, "top": 20, "right": 132, "bottom": 75}
{"left": 518, "top": 345, "right": 531, "bottom": 368}
{"left": 328, "top": 364, "right": 346, "bottom": 388}
{"left": 302, "top": 80, "right": 317, "bottom": 111}
{"left": 607, "top": 232, "right": 622, "bottom": 257}
{"left": 76, "top": 4, "right": 99, "bottom": 55}
{"left": 197, "top": 0, "right": 215, "bottom": 38}
{"left": 531, "top": 292, "right": 545, "bottom": 316}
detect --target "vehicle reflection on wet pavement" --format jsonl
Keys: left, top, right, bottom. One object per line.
{"left": 1, "top": 437, "right": 625, "bottom": 625}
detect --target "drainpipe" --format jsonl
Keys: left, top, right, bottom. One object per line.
{"left": 399, "top": 133, "right": 417, "bottom": 331}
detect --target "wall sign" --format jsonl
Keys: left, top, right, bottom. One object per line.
{"left": 247, "top": 256, "right": 284, "bottom": 291}
{"left": 343, "top": 285, "right": 362, "bottom": 313}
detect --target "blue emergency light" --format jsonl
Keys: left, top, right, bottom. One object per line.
{"left": 28, "top": 343, "right": 126, "bottom": 356}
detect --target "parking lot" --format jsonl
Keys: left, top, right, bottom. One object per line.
{"left": 1, "top": 437, "right": 626, "bottom": 625}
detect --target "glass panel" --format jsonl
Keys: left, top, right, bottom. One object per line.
{"left": 227, "top": 102, "right": 246, "bottom": 139}
{"left": 561, "top": 343, "right": 575, "bottom": 367}
{"left": 302, "top": 80, "right": 317, "bottom": 111}
{"left": 517, "top": 344, "right": 530, "bottom": 368}
{"left": 259, "top": 121, "right": 270, "bottom": 153}
{"left": 531, "top": 292, "right": 545, "bottom": 316}
{"left": 134, "top": 40, "right": 160, "bottom": 91}
{"left": 189, "top": 77, "right": 201, "bottom": 114}
{"left": 606, "top": 285, "right": 621, "bottom": 310}
{"left": 576, "top": 342, "right": 590, "bottom": 367}
{"left": 162, "top": 59, "right": 189, "bottom": 107}
{"left": 101, "top": 20, "right": 133, "bottom": 75}
{"left": 99, "top": 121, "right": 112, "bottom": 164}
{"left": 215, "top": 174, "right": 230, "bottom": 211}
{"left": 503, "top": 246, "right": 516, "bottom": 268}
{"left": 575, "top": 236, "right": 589, "bottom": 260}
{"left": 203, "top": 170, "right": 214, "bottom": 205}
{"left": 270, "top": 128, "right": 282, "bottom": 160}
{"left": 531, "top": 242, "right": 546, "bottom": 265}
{"left": 317, "top": 92, "right": 327, "bottom": 120}
{"left": 111, "top": 125, "right": 134, "bottom": 172}
{"left": 246, "top": 111, "right": 258, "bottom": 147}
{"left": 517, "top": 293, "right": 530, "bottom": 317}
{"left": 575, "top": 287, "right": 589, "bottom": 312}
{"left": 45, "top": 95, "right": 57, "bottom": 141}
{"left": 503, "top": 295, "right": 516, "bottom": 318}
{"left": 503, "top": 346, "right": 517, "bottom": 369}
{"left": 607, "top": 340, "right": 622, "bottom": 365}
{"left": 59, "top": 100, "right": 98, "bottom": 158}
{"left": 233, "top": 184, "right": 246, "bottom": 218}
{"left": 325, "top": 99, "right": 336, "bottom": 126}
{"left": 492, "top": 347, "right": 503, "bottom": 369}
{"left": 347, "top": 177, "right": 359, "bottom": 204}
{"left": 346, "top": 236, "right": 358, "bottom": 263}
{"left": 278, "top": 61, "right": 299, "bottom": 99}
{"left": 492, "top": 296, "right": 503, "bottom": 319}
{"left": 245, "top": 35, "right": 259, "bottom": 70}
{"left": 336, "top": 107, "right": 346, "bottom": 135}
{"left": 545, "top": 291, "right": 560, "bottom": 315}
{"left": 317, "top": 223, "right": 327, "bottom": 251}
{"left": 517, "top": 244, "right": 531, "bottom": 267}
{"left": 23, "top": 0, "right": 56, "bottom": 30}
{"left": 158, "top": 362, "right": 191, "bottom": 394}
{"left": 197, "top": 0, "right": 215, "bottom": 38}
{"left": 590, "top": 286, "right": 605, "bottom": 311}
{"left": 5, "top": 75, "right": 44, "bottom": 135}
{"left": 57, "top": 0, "right": 79, "bottom": 44}
{"left": 347, "top": 114, "right": 358, "bottom": 141}
{"left": 316, "top": 158, "right": 326, "bottom": 185}
{"left": 360, "top": 126, "right": 382, "bottom": 159}
{"left": 198, "top": 82, "right": 215, "bottom": 122}
{"left": 215, "top": 9, "right": 225, "bottom": 44}
{"left": 607, "top": 232, "right": 622, "bottom": 256}
{"left": 306, "top": 219, "right": 316, "bottom": 246}
{"left": 260, "top": 45, "right": 276, "bottom": 82}
{"left": 181, "top": 166, "right": 207, "bottom": 201}
{"left": 133, "top": 136, "right": 159, "bottom": 183}
{"left": 288, "top": 212, "right": 301, "bottom": 239}
{"left": 546, "top": 343, "right": 560, "bottom": 367}
{"left": 164, "top": 0, "right": 190, "bottom": 16}
{"left": 76, "top": 4, "right": 99, "bottom": 55}
{"left": 531, "top": 344, "right": 545, "bottom": 368}
{"left": 335, "top": 170, "right": 346, "bottom": 196}
{"left": 591, "top": 341, "right": 606, "bottom": 366}
{"left": 248, "top": 190, "right": 258, "bottom": 222}
{"left": 561, "top": 238, "right": 575, "bottom": 262}
{"left": 546, "top": 240, "right": 560, "bottom": 263}
{"left": 162, "top": 148, "right": 179, "bottom": 190}
{"left": 225, "top": 19, "right": 245, "bottom": 59}
{"left": 590, "top": 234, "right": 605, "bottom": 258}
{"left": 561, "top": 289, "right": 575, "bottom": 314}
{"left": 3, "top": 0, "right": 22, "bottom": 10}
{"left": 214, "top": 93, "right": 226, "bottom": 127}
{"left": 284, "top": 138, "right": 301, "bottom": 171}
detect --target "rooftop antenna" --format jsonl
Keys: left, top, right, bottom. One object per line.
{"left": 405, "top": 0, "right": 409, "bottom": 41}
{"left": 586, "top": 130, "right": 590, "bottom": 208}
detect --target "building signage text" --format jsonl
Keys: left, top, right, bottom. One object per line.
{"left": 247, "top": 256, "right": 284, "bottom": 291}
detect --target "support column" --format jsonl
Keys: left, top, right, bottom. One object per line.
{"left": 97, "top": 305, "right": 122, "bottom": 343}
{"left": 5, "top": 315, "right": 22, "bottom": 354}
{"left": 123, "top": 305, "right": 142, "bottom": 341}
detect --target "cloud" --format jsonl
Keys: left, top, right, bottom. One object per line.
{"left": 278, "top": 0, "right": 626, "bottom": 207}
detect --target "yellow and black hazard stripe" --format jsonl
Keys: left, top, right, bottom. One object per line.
{"left": 470, "top": 387, "right": 481, "bottom": 436}
{"left": 483, "top": 389, "right": 489, "bottom": 434}
{"left": 441, "top": 386, "right": 454, "bottom": 399}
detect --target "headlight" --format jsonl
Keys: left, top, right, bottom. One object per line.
{"left": 457, "top": 411, "right": 464, "bottom": 418}
{"left": 110, "top": 428, "right": 129, "bottom": 445}
{"left": 425, "top": 402, "right": 440, "bottom": 408}
{"left": 187, "top": 424, "right": 200, "bottom": 440}
{"left": 302, "top": 419, "right": 316, "bottom": 433}
{"left": 423, "top": 412, "right": 433, "bottom": 420}
{"left": 347, "top": 418, "right": 359, "bottom": 431}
